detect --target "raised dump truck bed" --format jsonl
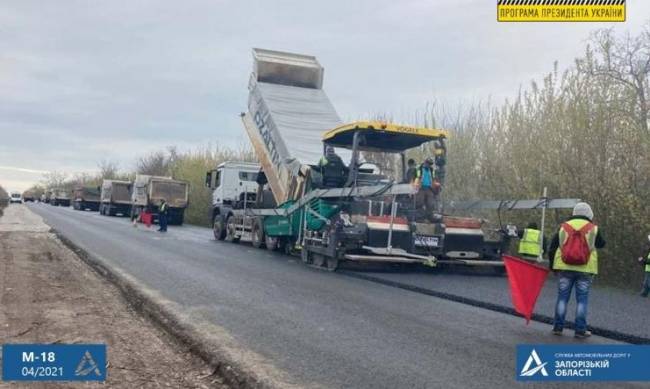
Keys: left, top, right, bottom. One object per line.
{"left": 243, "top": 48, "right": 348, "bottom": 205}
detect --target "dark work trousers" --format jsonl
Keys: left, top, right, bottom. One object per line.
{"left": 417, "top": 187, "right": 436, "bottom": 220}
{"left": 158, "top": 213, "right": 168, "bottom": 232}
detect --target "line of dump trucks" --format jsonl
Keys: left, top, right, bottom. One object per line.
{"left": 33, "top": 48, "right": 580, "bottom": 271}
{"left": 40, "top": 174, "right": 189, "bottom": 225}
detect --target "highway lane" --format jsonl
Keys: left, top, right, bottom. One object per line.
{"left": 358, "top": 269, "right": 650, "bottom": 340}
{"left": 27, "top": 203, "right": 637, "bottom": 388}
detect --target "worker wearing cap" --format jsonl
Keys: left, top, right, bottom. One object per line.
{"left": 638, "top": 235, "right": 650, "bottom": 297}
{"left": 319, "top": 145, "right": 348, "bottom": 188}
{"left": 415, "top": 158, "right": 436, "bottom": 220}
{"left": 547, "top": 202, "right": 606, "bottom": 339}
{"left": 158, "top": 199, "right": 169, "bottom": 232}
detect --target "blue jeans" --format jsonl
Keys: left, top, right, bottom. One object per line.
{"left": 642, "top": 273, "right": 650, "bottom": 297}
{"left": 553, "top": 271, "right": 593, "bottom": 332}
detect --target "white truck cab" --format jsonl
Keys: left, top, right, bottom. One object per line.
{"left": 205, "top": 161, "right": 260, "bottom": 239}
{"left": 206, "top": 161, "right": 260, "bottom": 207}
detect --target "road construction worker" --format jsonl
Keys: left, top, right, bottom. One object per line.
{"left": 548, "top": 202, "right": 605, "bottom": 339}
{"left": 158, "top": 199, "right": 169, "bottom": 232}
{"left": 319, "top": 145, "right": 348, "bottom": 188}
{"left": 403, "top": 158, "right": 417, "bottom": 184}
{"left": 517, "top": 222, "right": 545, "bottom": 260}
{"left": 415, "top": 158, "right": 436, "bottom": 220}
{"left": 638, "top": 234, "right": 650, "bottom": 297}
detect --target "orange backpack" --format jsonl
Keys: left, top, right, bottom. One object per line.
{"left": 560, "top": 222, "right": 596, "bottom": 265}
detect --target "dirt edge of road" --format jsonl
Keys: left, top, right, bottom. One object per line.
{"left": 54, "top": 230, "right": 305, "bottom": 389}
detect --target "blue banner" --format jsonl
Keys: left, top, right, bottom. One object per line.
{"left": 517, "top": 344, "right": 650, "bottom": 381}
{"left": 2, "top": 344, "right": 106, "bottom": 382}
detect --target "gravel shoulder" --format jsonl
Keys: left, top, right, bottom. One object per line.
{"left": 0, "top": 204, "right": 225, "bottom": 388}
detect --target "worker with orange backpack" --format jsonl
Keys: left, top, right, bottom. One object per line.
{"left": 547, "top": 202, "right": 605, "bottom": 339}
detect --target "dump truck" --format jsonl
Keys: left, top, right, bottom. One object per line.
{"left": 72, "top": 186, "right": 101, "bottom": 211}
{"left": 207, "top": 49, "right": 582, "bottom": 271}
{"left": 206, "top": 161, "right": 261, "bottom": 232}
{"left": 99, "top": 180, "right": 132, "bottom": 216}
{"left": 205, "top": 49, "right": 462, "bottom": 270}
{"left": 22, "top": 190, "right": 35, "bottom": 202}
{"left": 130, "top": 174, "right": 189, "bottom": 225}
{"left": 50, "top": 188, "right": 70, "bottom": 207}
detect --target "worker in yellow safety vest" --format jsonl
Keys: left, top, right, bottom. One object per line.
{"left": 517, "top": 222, "right": 545, "bottom": 260}
{"left": 547, "top": 202, "right": 606, "bottom": 339}
{"left": 638, "top": 234, "right": 650, "bottom": 297}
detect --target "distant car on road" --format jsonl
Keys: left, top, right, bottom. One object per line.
{"left": 9, "top": 192, "right": 22, "bottom": 204}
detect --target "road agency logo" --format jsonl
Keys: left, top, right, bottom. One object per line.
{"left": 75, "top": 350, "right": 102, "bottom": 377}
{"left": 516, "top": 345, "right": 650, "bottom": 381}
{"left": 520, "top": 349, "right": 548, "bottom": 377}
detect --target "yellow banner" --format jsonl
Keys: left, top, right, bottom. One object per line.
{"left": 497, "top": 0, "right": 626, "bottom": 22}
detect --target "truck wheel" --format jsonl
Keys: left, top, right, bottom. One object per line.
{"left": 225, "top": 215, "right": 239, "bottom": 243}
{"left": 213, "top": 215, "right": 226, "bottom": 240}
{"left": 300, "top": 247, "right": 312, "bottom": 264}
{"left": 107, "top": 205, "right": 114, "bottom": 216}
{"left": 326, "top": 256, "right": 339, "bottom": 271}
{"left": 312, "top": 253, "right": 326, "bottom": 267}
{"left": 265, "top": 235, "right": 279, "bottom": 251}
{"left": 251, "top": 220, "right": 265, "bottom": 249}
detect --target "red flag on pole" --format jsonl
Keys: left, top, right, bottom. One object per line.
{"left": 502, "top": 255, "right": 550, "bottom": 324}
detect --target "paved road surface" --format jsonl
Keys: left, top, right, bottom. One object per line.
{"left": 26, "top": 203, "right": 640, "bottom": 388}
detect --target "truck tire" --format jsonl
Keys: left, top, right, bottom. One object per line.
{"left": 213, "top": 214, "right": 226, "bottom": 240}
{"left": 251, "top": 220, "right": 265, "bottom": 249}
{"left": 265, "top": 235, "right": 279, "bottom": 251}
{"left": 175, "top": 211, "right": 184, "bottom": 226}
{"left": 107, "top": 204, "right": 115, "bottom": 216}
{"left": 300, "top": 247, "right": 313, "bottom": 264}
{"left": 326, "top": 256, "right": 339, "bottom": 271}
{"left": 225, "top": 215, "right": 240, "bottom": 243}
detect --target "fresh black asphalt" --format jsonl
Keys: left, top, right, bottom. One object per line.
{"left": 27, "top": 204, "right": 643, "bottom": 389}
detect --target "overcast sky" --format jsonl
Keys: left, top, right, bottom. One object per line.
{"left": 1, "top": 0, "right": 649, "bottom": 192}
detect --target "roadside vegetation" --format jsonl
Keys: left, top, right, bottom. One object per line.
{"left": 408, "top": 26, "right": 650, "bottom": 288}
{"left": 0, "top": 184, "right": 8, "bottom": 216}
{"left": 25, "top": 25, "right": 649, "bottom": 288}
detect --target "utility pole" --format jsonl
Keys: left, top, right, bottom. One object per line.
{"left": 538, "top": 186, "right": 548, "bottom": 263}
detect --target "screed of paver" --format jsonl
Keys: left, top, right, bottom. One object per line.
{"left": 0, "top": 204, "right": 226, "bottom": 388}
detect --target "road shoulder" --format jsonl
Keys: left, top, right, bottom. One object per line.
{"left": 0, "top": 204, "right": 224, "bottom": 388}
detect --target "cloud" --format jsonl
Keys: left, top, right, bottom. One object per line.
{"left": 1, "top": 0, "right": 649, "bottom": 190}
{"left": 0, "top": 166, "right": 49, "bottom": 175}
